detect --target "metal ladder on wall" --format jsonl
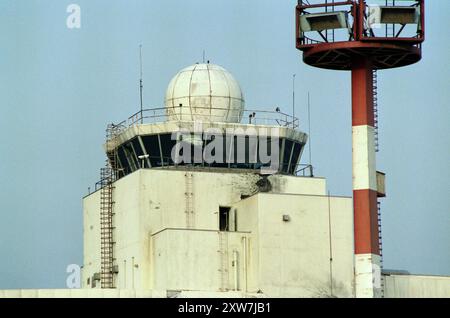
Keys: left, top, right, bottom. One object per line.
{"left": 99, "top": 124, "right": 120, "bottom": 289}
{"left": 218, "top": 232, "right": 229, "bottom": 291}
{"left": 373, "top": 69, "right": 384, "bottom": 296}
{"left": 373, "top": 70, "right": 380, "bottom": 153}
{"left": 377, "top": 201, "right": 385, "bottom": 297}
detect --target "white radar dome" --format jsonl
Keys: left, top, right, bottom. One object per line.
{"left": 165, "top": 63, "right": 245, "bottom": 123}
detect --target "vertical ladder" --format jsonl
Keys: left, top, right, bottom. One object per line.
{"left": 374, "top": 69, "right": 383, "bottom": 296}
{"left": 99, "top": 124, "right": 119, "bottom": 289}
{"left": 185, "top": 172, "right": 195, "bottom": 228}
{"left": 377, "top": 201, "right": 385, "bottom": 298}
{"left": 373, "top": 70, "right": 380, "bottom": 153}
{"left": 218, "top": 232, "right": 229, "bottom": 291}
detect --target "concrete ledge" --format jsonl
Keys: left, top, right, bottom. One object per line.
{"left": 0, "top": 289, "right": 266, "bottom": 298}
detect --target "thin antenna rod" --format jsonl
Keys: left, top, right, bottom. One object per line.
{"left": 139, "top": 44, "right": 144, "bottom": 124}
{"left": 327, "top": 190, "right": 334, "bottom": 297}
{"left": 292, "top": 74, "right": 296, "bottom": 129}
{"left": 202, "top": 50, "right": 205, "bottom": 64}
{"left": 308, "top": 92, "right": 312, "bottom": 166}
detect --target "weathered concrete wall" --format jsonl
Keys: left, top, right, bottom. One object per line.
{"left": 384, "top": 274, "right": 450, "bottom": 298}
{"left": 83, "top": 170, "right": 261, "bottom": 289}
{"left": 0, "top": 289, "right": 265, "bottom": 298}
{"left": 0, "top": 289, "right": 164, "bottom": 298}
{"left": 82, "top": 169, "right": 338, "bottom": 295}
{"left": 152, "top": 229, "right": 251, "bottom": 292}
{"left": 232, "top": 193, "right": 354, "bottom": 298}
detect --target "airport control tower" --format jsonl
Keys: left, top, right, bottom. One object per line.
{"left": 1, "top": 2, "right": 449, "bottom": 300}
{"left": 81, "top": 63, "right": 358, "bottom": 298}
{"left": 295, "top": 0, "right": 424, "bottom": 298}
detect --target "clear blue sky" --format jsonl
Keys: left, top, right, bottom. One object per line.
{"left": 0, "top": 1, "right": 448, "bottom": 289}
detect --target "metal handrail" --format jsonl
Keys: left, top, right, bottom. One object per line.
{"left": 296, "top": 164, "right": 314, "bottom": 177}
{"left": 124, "top": 106, "right": 299, "bottom": 129}
{"left": 297, "top": 0, "right": 423, "bottom": 46}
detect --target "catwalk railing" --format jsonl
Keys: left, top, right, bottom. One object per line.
{"left": 296, "top": 0, "right": 424, "bottom": 47}
{"left": 123, "top": 106, "right": 299, "bottom": 129}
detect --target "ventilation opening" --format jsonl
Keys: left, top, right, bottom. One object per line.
{"left": 219, "top": 207, "right": 230, "bottom": 231}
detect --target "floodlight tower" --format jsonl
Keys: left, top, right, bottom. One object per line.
{"left": 295, "top": 0, "right": 424, "bottom": 298}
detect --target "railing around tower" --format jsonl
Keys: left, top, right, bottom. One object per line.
{"left": 126, "top": 106, "right": 299, "bottom": 129}
{"left": 296, "top": 0, "right": 424, "bottom": 48}
{"left": 89, "top": 107, "right": 307, "bottom": 194}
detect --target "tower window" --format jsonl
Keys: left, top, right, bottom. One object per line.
{"left": 219, "top": 207, "right": 230, "bottom": 231}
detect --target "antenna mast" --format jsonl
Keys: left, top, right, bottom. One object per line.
{"left": 308, "top": 92, "right": 312, "bottom": 166}
{"left": 139, "top": 45, "right": 144, "bottom": 124}
{"left": 292, "top": 74, "right": 296, "bottom": 129}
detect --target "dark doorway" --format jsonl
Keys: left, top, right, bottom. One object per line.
{"left": 219, "top": 207, "right": 230, "bottom": 231}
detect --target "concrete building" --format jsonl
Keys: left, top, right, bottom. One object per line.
{"left": 1, "top": 63, "right": 449, "bottom": 299}
{"left": 77, "top": 63, "right": 449, "bottom": 298}
{"left": 83, "top": 170, "right": 354, "bottom": 297}
{"left": 384, "top": 273, "right": 450, "bottom": 298}
{"left": 81, "top": 63, "right": 355, "bottom": 298}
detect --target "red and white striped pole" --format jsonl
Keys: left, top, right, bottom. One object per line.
{"left": 352, "top": 58, "right": 381, "bottom": 298}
